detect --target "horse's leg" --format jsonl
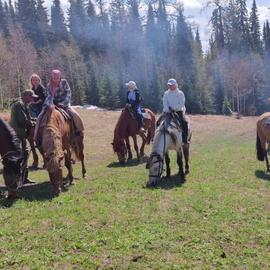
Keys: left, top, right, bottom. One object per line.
{"left": 139, "top": 134, "right": 146, "bottom": 157}
{"left": 165, "top": 152, "right": 171, "bottom": 178}
{"left": 76, "top": 135, "right": 86, "bottom": 178}
{"left": 132, "top": 135, "right": 140, "bottom": 160}
{"left": 183, "top": 144, "right": 190, "bottom": 175}
{"left": 177, "top": 149, "right": 185, "bottom": 181}
{"left": 125, "top": 137, "right": 132, "bottom": 160}
{"left": 65, "top": 149, "right": 74, "bottom": 185}
{"left": 28, "top": 138, "right": 39, "bottom": 169}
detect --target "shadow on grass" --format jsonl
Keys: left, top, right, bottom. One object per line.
{"left": 107, "top": 156, "right": 148, "bottom": 168}
{"left": 0, "top": 180, "right": 71, "bottom": 208}
{"left": 255, "top": 170, "right": 270, "bottom": 181}
{"left": 145, "top": 174, "right": 186, "bottom": 190}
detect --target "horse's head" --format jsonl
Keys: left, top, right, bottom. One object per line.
{"left": 112, "top": 139, "right": 127, "bottom": 164}
{"left": 2, "top": 152, "right": 23, "bottom": 189}
{"left": 146, "top": 152, "right": 163, "bottom": 187}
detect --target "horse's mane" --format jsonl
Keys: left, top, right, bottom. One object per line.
{"left": 154, "top": 113, "right": 181, "bottom": 146}
{"left": 41, "top": 108, "right": 65, "bottom": 171}
{"left": 113, "top": 108, "right": 129, "bottom": 151}
{"left": 0, "top": 117, "right": 21, "bottom": 154}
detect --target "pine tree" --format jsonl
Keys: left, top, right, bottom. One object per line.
{"left": 235, "top": 0, "right": 250, "bottom": 51}
{"left": 249, "top": 0, "right": 261, "bottom": 53}
{"left": 36, "top": 0, "right": 49, "bottom": 47}
{"left": 145, "top": 2, "right": 156, "bottom": 51}
{"left": 51, "top": 0, "right": 68, "bottom": 42}
{"left": 210, "top": 3, "right": 225, "bottom": 52}
{"left": 0, "top": 0, "right": 9, "bottom": 35}
{"left": 68, "top": 0, "right": 88, "bottom": 44}
{"left": 263, "top": 21, "right": 270, "bottom": 52}
{"left": 17, "top": 0, "right": 41, "bottom": 47}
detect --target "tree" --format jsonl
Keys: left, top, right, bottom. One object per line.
{"left": 51, "top": 0, "right": 68, "bottom": 42}
{"left": 249, "top": 0, "right": 261, "bottom": 53}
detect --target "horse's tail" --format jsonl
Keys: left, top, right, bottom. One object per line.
{"left": 71, "top": 134, "right": 83, "bottom": 161}
{"left": 146, "top": 111, "right": 156, "bottom": 144}
{"left": 256, "top": 132, "right": 265, "bottom": 161}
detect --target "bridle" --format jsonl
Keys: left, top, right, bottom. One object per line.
{"left": 148, "top": 152, "right": 164, "bottom": 178}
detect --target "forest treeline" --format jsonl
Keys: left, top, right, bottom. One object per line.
{"left": 0, "top": 0, "right": 269, "bottom": 114}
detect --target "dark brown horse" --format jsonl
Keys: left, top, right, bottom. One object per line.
{"left": 256, "top": 112, "right": 270, "bottom": 171}
{"left": 112, "top": 106, "right": 156, "bottom": 163}
{"left": 0, "top": 118, "right": 23, "bottom": 198}
{"left": 38, "top": 106, "right": 86, "bottom": 195}
{"left": 1, "top": 113, "right": 43, "bottom": 169}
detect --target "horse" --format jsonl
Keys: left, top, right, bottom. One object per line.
{"left": 1, "top": 113, "right": 43, "bottom": 170}
{"left": 146, "top": 111, "right": 190, "bottom": 187}
{"left": 0, "top": 118, "right": 23, "bottom": 198}
{"left": 112, "top": 105, "right": 156, "bottom": 163}
{"left": 256, "top": 112, "right": 270, "bottom": 172}
{"left": 38, "top": 106, "right": 86, "bottom": 195}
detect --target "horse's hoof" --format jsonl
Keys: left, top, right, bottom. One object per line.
{"left": 185, "top": 169, "right": 189, "bottom": 175}
{"left": 127, "top": 156, "right": 132, "bottom": 161}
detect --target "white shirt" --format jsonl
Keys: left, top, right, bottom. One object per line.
{"left": 163, "top": 89, "right": 186, "bottom": 113}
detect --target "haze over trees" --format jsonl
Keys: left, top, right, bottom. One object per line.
{"left": 0, "top": 0, "right": 269, "bottom": 114}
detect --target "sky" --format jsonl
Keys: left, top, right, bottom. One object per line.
{"left": 43, "top": 0, "right": 270, "bottom": 50}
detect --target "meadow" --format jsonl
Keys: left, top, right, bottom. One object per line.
{"left": 0, "top": 110, "right": 270, "bottom": 269}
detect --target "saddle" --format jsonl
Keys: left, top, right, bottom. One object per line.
{"left": 55, "top": 106, "right": 71, "bottom": 121}
{"left": 125, "top": 104, "right": 150, "bottom": 120}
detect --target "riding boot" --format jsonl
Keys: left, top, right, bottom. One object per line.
{"left": 177, "top": 111, "right": 189, "bottom": 144}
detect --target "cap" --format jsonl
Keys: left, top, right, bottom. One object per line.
{"left": 125, "top": 81, "right": 137, "bottom": 89}
{"left": 167, "top": 78, "right": 177, "bottom": 86}
{"left": 21, "top": 89, "right": 39, "bottom": 98}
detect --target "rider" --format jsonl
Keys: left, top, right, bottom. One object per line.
{"left": 126, "top": 81, "right": 145, "bottom": 133}
{"left": 34, "top": 69, "right": 84, "bottom": 146}
{"left": 9, "top": 89, "right": 37, "bottom": 184}
{"left": 162, "top": 78, "right": 189, "bottom": 144}
{"left": 29, "top": 73, "right": 47, "bottom": 118}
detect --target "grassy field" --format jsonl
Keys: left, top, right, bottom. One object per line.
{"left": 0, "top": 110, "right": 270, "bottom": 269}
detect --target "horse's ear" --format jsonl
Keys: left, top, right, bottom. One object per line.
{"left": 111, "top": 142, "right": 114, "bottom": 146}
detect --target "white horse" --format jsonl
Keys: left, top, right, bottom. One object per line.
{"left": 146, "top": 112, "right": 190, "bottom": 187}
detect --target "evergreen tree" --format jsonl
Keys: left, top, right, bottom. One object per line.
{"left": 16, "top": 0, "right": 41, "bottom": 46}
{"left": 68, "top": 0, "right": 88, "bottom": 44}
{"left": 235, "top": 0, "right": 250, "bottom": 51}
{"left": 0, "top": 0, "right": 9, "bottom": 35}
{"left": 263, "top": 21, "right": 270, "bottom": 52}
{"left": 145, "top": 2, "right": 156, "bottom": 51}
{"left": 249, "top": 0, "right": 261, "bottom": 53}
{"left": 36, "top": 0, "right": 49, "bottom": 47}
{"left": 51, "top": 0, "right": 68, "bottom": 42}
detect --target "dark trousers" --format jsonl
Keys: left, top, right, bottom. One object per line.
{"left": 176, "top": 111, "right": 188, "bottom": 144}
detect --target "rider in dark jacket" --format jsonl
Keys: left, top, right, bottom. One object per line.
{"left": 126, "top": 81, "right": 144, "bottom": 132}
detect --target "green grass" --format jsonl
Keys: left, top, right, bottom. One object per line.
{"left": 0, "top": 112, "right": 270, "bottom": 269}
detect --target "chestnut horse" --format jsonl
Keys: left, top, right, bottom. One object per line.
{"left": 256, "top": 112, "right": 270, "bottom": 172}
{"left": 112, "top": 105, "right": 156, "bottom": 163}
{"left": 38, "top": 106, "right": 86, "bottom": 194}
{"left": 0, "top": 118, "right": 23, "bottom": 198}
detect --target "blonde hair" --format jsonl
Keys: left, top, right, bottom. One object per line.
{"left": 29, "top": 73, "right": 41, "bottom": 88}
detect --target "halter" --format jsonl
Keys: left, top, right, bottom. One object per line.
{"left": 148, "top": 152, "right": 164, "bottom": 178}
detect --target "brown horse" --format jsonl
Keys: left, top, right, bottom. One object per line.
{"left": 256, "top": 112, "right": 270, "bottom": 172}
{"left": 1, "top": 113, "right": 43, "bottom": 169}
{"left": 38, "top": 106, "right": 86, "bottom": 194}
{"left": 0, "top": 118, "right": 23, "bottom": 198}
{"left": 112, "top": 106, "right": 156, "bottom": 163}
